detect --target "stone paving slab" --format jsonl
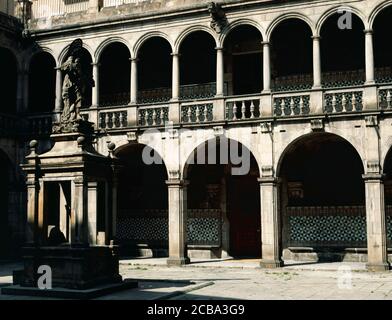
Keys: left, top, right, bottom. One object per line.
{"left": 0, "top": 261, "right": 391, "bottom": 300}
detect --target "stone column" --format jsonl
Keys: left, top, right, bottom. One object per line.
{"left": 312, "top": 36, "right": 322, "bottom": 88}
{"left": 111, "top": 171, "right": 119, "bottom": 242}
{"left": 55, "top": 66, "right": 63, "bottom": 112}
{"left": 130, "top": 58, "right": 138, "bottom": 105}
{"left": 262, "top": 41, "right": 271, "bottom": 92}
{"left": 26, "top": 176, "right": 39, "bottom": 245}
{"left": 16, "top": 70, "right": 25, "bottom": 113}
{"left": 363, "top": 173, "right": 390, "bottom": 271}
{"left": 71, "top": 177, "right": 88, "bottom": 245}
{"left": 166, "top": 179, "right": 190, "bottom": 266}
{"left": 259, "top": 175, "right": 283, "bottom": 268}
{"left": 87, "top": 181, "right": 98, "bottom": 245}
{"left": 216, "top": 47, "right": 224, "bottom": 97}
{"left": 22, "top": 70, "right": 29, "bottom": 112}
{"left": 172, "top": 53, "right": 180, "bottom": 101}
{"left": 365, "top": 29, "right": 375, "bottom": 85}
{"left": 91, "top": 62, "right": 100, "bottom": 108}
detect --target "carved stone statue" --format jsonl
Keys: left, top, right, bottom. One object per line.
{"left": 208, "top": 2, "right": 227, "bottom": 34}
{"left": 53, "top": 39, "right": 95, "bottom": 134}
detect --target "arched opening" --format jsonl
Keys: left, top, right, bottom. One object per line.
{"left": 138, "top": 37, "right": 172, "bottom": 103}
{"left": 373, "top": 6, "right": 392, "bottom": 84}
{"left": 382, "top": 147, "right": 392, "bottom": 248}
{"left": 0, "top": 150, "right": 11, "bottom": 259}
{"left": 99, "top": 42, "right": 131, "bottom": 107}
{"left": 62, "top": 47, "right": 93, "bottom": 108}
{"left": 184, "top": 138, "right": 260, "bottom": 258}
{"left": 0, "top": 48, "right": 17, "bottom": 114}
{"left": 320, "top": 12, "right": 365, "bottom": 88}
{"left": 224, "top": 25, "right": 263, "bottom": 96}
{"left": 116, "top": 144, "right": 168, "bottom": 257}
{"left": 29, "top": 52, "right": 56, "bottom": 113}
{"left": 278, "top": 133, "right": 366, "bottom": 262}
{"left": 179, "top": 31, "right": 217, "bottom": 99}
{"left": 270, "top": 18, "right": 313, "bottom": 91}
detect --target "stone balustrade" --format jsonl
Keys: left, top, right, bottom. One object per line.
{"left": 181, "top": 102, "right": 214, "bottom": 124}
{"left": 225, "top": 96, "right": 261, "bottom": 121}
{"left": 99, "top": 109, "right": 128, "bottom": 129}
{"left": 27, "top": 114, "right": 53, "bottom": 135}
{"left": 379, "top": 86, "right": 392, "bottom": 110}
{"left": 324, "top": 89, "right": 363, "bottom": 113}
{"left": 273, "top": 93, "right": 310, "bottom": 117}
{"left": 138, "top": 104, "right": 169, "bottom": 127}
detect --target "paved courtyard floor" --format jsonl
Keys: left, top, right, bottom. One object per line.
{"left": 0, "top": 258, "right": 391, "bottom": 300}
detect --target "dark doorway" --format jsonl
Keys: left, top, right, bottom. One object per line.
{"left": 227, "top": 173, "right": 260, "bottom": 257}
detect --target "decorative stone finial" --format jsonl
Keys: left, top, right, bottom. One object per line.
{"left": 107, "top": 142, "right": 116, "bottom": 158}
{"left": 29, "top": 140, "right": 38, "bottom": 156}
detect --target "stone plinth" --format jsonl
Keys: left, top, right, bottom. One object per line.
{"left": 19, "top": 245, "right": 122, "bottom": 290}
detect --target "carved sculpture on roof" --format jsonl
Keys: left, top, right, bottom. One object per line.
{"left": 53, "top": 39, "right": 95, "bottom": 134}
{"left": 208, "top": 2, "right": 227, "bottom": 34}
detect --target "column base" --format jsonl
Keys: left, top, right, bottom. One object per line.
{"left": 260, "top": 259, "right": 284, "bottom": 269}
{"left": 167, "top": 257, "right": 190, "bottom": 267}
{"left": 366, "top": 262, "right": 390, "bottom": 272}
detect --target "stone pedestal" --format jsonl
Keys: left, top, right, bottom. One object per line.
{"left": 3, "top": 120, "right": 131, "bottom": 297}
{"left": 20, "top": 245, "right": 122, "bottom": 290}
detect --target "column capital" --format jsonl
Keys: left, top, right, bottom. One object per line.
{"left": 166, "top": 179, "right": 189, "bottom": 187}
{"left": 258, "top": 177, "right": 280, "bottom": 185}
{"left": 215, "top": 46, "right": 224, "bottom": 51}
{"left": 261, "top": 41, "right": 270, "bottom": 46}
{"left": 364, "top": 29, "right": 373, "bottom": 35}
{"left": 171, "top": 52, "right": 181, "bottom": 57}
{"left": 91, "top": 62, "right": 100, "bottom": 67}
{"left": 130, "top": 57, "right": 139, "bottom": 62}
{"left": 311, "top": 35, "right": 321, "bottom": 40}
{"left": 362, "top": 173, "right": 385, "bottom": 182}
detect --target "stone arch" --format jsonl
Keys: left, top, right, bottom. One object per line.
{"left": 95, "top": 37, "right": 131, "bottom": 62}
{"left": 174, "top": 26, "right": 218, "bottom": 54}
{"left": 276, "top": 132, "right": 365, "bottom": 178}
{"left": 58, "top": 41, "right": 94, "bottom": 65}
{"left": 24, "top": 47, "right": 57, "bottom": 71}
{"left": 369, "top": 0, "right": 392, "bottom": 30}
{"left": 316, "top": 5, "right": 368, "bottom": 36}
{"left": 266, "top": 12, "right": 316, "bottom": 41}
{"left": 133, "top": 32, "right": 173, "bottom": 58}
{"left": 219, "top": 18, "right": 265, "bottom": 47}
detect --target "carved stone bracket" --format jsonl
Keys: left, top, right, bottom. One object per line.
{"left": 127, "top": 131, "right": 138, "bottom": 142}
{"left": 260, "top": 122, "right": 273, "bottom": 134}
{"left": 365, "top": 115, "right": 379, "bottom": 127}
{"left": 311, "top": 119, "right": 324, "bottom": 132}
{"left": 213, "top": 126, "right": 225, "bottom": 137}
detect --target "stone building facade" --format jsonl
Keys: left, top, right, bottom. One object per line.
{"left": 1, "top": 0, "right": 392, "bottom": 271}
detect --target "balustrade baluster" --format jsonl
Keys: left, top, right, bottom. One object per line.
{"left": 105, "top": 113, "right": 110, "bottom": 128}
{"left": 196, "top": 106, "right": 201, "bottom": 123}
{"left": 290, "top": 98, "right": 295, "bottom": 115}
{"left": 152, "top": 109, "right": 157, "bottom": 125}
{"left": 299, "top": 96, "right": 304, "bottom": 115}
{"left": 387, "top": 90, "right": 392, "bottom": 109}
{"left": 233, "top": 103, "right": 238, "bottom": 121}
{"left": 351, "top": 93, "right": 357, "bottom": 111}
{"left": 250, "top": 101, "right": 255, "bottom": 119}
{"left": 203, "top": 106, "right": 208, "bottom": 122}
{"left": 332, "top": 94, "right": 337, "bottom": 112}
{"left": 160, "top": 108, "right": 165, "bottom": 124}
{"left": 342, "top": 94, "right": 347, "bottom": 112}
{"left": 119, "top": 112, "right": 124, "bottom": 128}
{"left": 241, "top": 101, "right": 246, "bottom": 120}
{"left": 187, "top": 107, "right": 192, "bottom": 123}
{"left": 281, "top": 99, "right": 286, "bottom": 116}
